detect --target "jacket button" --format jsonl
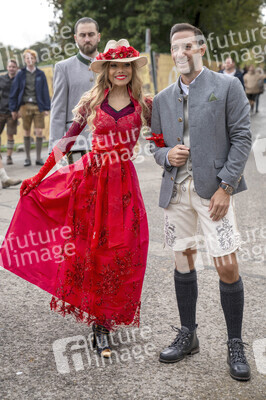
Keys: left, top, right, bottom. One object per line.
{"left": 177, "top": 137, "right": 181, "bottom": 142}
{"left": 178, "top": 98, "right": 182, "bottom": 102}
{"left": 171, "top": 177, "right": 174, "bottom": 181}
{"left": 178, "top": 117, "right": 183, "bottom": 122}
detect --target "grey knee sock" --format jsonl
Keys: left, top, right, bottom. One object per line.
{"left": 24, "top": 136, "right": 31, "bottom": 159}
{"left": 174, "top": 269, "right": 198, "bottom": 331}
{"left": 36, "top": 136, "right": 43, "bottom": 161}
{"left": 220, "top": 277, "right": 244, "bottom": 340}
{"left": 7, "top": 139, "right": 14, "bottom": 151}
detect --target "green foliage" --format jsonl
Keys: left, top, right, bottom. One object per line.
{"left": 48, "top": 0, "right": 265, "bottom": 57}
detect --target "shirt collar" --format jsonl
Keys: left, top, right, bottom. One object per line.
{"left": 26, "top": 66, "right": 36, "bottom": 73}
{"left": 223, "top": 69, "right": 236, "bottom": 76}
{"left": 77, "top": 51, "right": 99, "bottom": 65}
{"left": 179, "top": 67, "right": 204, "bottom": 95}
{"left": 80, "top": 50, "right": 98, "bottom": 61}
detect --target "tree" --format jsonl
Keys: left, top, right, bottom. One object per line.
{"left": 48, "top": 0, "right": 265, "bottom": 58}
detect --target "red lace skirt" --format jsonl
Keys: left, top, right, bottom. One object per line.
{"left": 0, "top": 153, "right": 149, "bottom": 330}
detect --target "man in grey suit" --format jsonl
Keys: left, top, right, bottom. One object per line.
{"left": 151, "top": 23, "right": 252, "bottom": 381}
{"left": 49, "top": 17, "right": 100, "bottom": 163}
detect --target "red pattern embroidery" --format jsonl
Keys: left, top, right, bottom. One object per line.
{"left": 1, "top": 88, "right": 152, "bottom": 332}
{"left": 122, "top": 190, "right": 132, "bottom": 208}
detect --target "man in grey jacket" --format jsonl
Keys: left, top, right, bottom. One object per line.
{"left": 151, "top": 23, "right": 252, "bottom": 381}
{"left": 49, "top": 17, "right": 100, "bottom": 163}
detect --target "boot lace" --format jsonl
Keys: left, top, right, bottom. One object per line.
{"left": 228, "top": 338, "right": 248, "bottom": 364}
{"left": 169, "top": 326, "right": 191, "bottom": 349}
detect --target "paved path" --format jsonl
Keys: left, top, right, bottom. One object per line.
{"left": 0, "top": 92, "right": 265, "bottom": 400}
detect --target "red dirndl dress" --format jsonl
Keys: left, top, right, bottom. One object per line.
{"left": 0, "top": 89, "right": 151, "bottom": 330}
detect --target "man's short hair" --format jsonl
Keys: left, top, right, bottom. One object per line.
{"left": 225, "top": 56, "right": 236, "bottom": 64}
{"left": 7, "top": 58, "right": 18, "bottom": 66}
{"left": 74, "top": 17, "right": 99, "bottom": 34}
{"left": 170, "top": 23, "right": 205, "bottom": 45}
{"left": 23, "top": 49, "right": 37, "bottom": 59}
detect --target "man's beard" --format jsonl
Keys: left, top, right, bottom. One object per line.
{"left": 79, "top": 43, "right": 98, "bottom": 56}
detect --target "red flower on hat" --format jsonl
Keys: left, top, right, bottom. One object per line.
{"left": 104, "top": 49, "right": 117, "bottom": 60}
{"left": 127, "top": 46, "right": 139, "bottom": 57}
{"left": 117, "top": 46, "right": 127, "bottom": 58}
{"left": 96, "top": 45, "right": 140, "bottom": 61}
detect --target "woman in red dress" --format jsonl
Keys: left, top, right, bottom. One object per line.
{"left": 0, "top": 39, "right": 152, "bottom": 358}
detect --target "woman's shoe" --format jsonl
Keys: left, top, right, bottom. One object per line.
{"left": 92, "top": 324, "right": 112, "bottom": 358}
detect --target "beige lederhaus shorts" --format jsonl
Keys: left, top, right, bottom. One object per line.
{"left": 20, "top": 103, "right": 45, "bottom": 130}
{"left": 164, "top": 177, "right": 240, "bottom": 257}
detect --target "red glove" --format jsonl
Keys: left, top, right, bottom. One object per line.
{"left": 20, "top": 148, "right": 63, "bottom": 196}
{"left": 146, "top": 133, "right": 166, "bottom": 147}
{"left": 20, "top": 117, "right": 88, "bottom": 197}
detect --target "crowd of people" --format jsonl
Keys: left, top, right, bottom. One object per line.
{"left": 0, "top": 18, "right": 264, "bottom": 384}
{"left": 219, "top": 57, "right": 265, "bottom": 114}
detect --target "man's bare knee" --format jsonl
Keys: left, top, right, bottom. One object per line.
{"left": 214, "top": 252, "right": 239, "bottom": 283}
{"left": 175, "top": 248, "right": 197, "bottom": 273}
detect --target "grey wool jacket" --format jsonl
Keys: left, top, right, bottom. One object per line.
{"left": 48, "top": 54, "right": 96, "bottom": 153}
{"left": 151, "top": 67, "right": 252, "bottom": 209}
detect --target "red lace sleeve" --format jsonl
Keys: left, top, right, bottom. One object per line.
{"left": 143, "top": 97, "right": 153, "bottom": 127}
{"left": 20, "top": 105, "right": 91, "bottom": 196}
{"left": 56, "top": 105, "right": 90, "bottom": 154}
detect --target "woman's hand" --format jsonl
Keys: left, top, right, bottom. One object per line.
{"left": 20, "top": 176, "right": 41, "bottom": 196}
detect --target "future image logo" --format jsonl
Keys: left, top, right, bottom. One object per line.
{"left": 52, "top": 327, "right": 156, "bottom": 374}
{"left": 53, "top": 335, "right": 91, "bottom": 374}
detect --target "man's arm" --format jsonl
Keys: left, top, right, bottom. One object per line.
{"left": 151, "top": 96, "right": 190, "bottom": 170}
{"left": 239, "top": 73, "right": 245, "bottom": 89}
{"left": 49, "top": 63, "right": 68, "bottom": 153}
{"left": 151, "top": 96, "right": 173, "bottom": 171}
{"left": 217, "top": 77, "right": 252, "bottom": 188}
{"left": 0, "top": 76, "right": 3, "bottom": 102}
{"left": 9, "top": 73, "right": 20, "bottom": 112}
{"left": 42, "top": 72, "right": 51, "bottom": 111}
{"left": 209, "top": 77, "right": 252, "bottom": 222}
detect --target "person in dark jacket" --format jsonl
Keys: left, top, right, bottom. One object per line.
{"left": 0, "top": 59, "right": 19, "bottom": 165}
{"left": 9, "top": 49, "right": 50, "bottom": 166}
{"left": 219, "top": 57, "right": 245, "bottom": 88}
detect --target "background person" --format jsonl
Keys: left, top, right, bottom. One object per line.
{"left": 219, "top": 57, "right": 244, "bottom": 88}
{"left": 244, "top": 65, "right": 261, "bottom": 115}
{"left": 0, "top": 59, "right": 19, "bottom": 165}
{"left": 48, "top": 17, "right": 100, "bottom": 164}
{"left": 254, "top": 67, "right": 265, "bottom": 113}
{"left": 0, "top": 155, "right": 21, "bottom": 188}
{"left": 9, "top": 49, "right": 50, "bottom": 167}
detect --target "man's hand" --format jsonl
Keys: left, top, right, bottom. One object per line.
{"left": 44, "top": 111, "right": 49, "bottom": 116}
{"left": 209, "top": 187, "right": 230, "bottom": 221}
{"left": 168, "top": 145, "right": 190, "bottom": 167}
{"left": 11, "top": 112, "right": 18, "bottom": 120}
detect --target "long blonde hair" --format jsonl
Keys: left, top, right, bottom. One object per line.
{"left": 73, "top": 61, "right": 150, "bottom": 129}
